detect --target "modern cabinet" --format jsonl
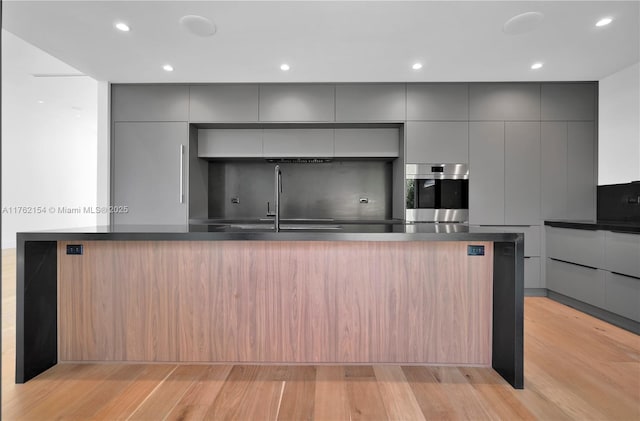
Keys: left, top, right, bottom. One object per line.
{"left": 541, "top": 122, "right": 569, "bottom": 219}
{"left": 469, "top": 122, "right": 504, "bottom": 225}
{"left": 469, "top": 83, "right": 541, "bottom": 121}
{"left": 541, "top": 83, "right": 596, "bottom": 121}
{"left": 406, "top": 83, "right": 469, "bottom": 120}
{"left": 112, "top": 122, "right": 188, "bottom": 224}
{"left": 603, "top": 271, "right": 640, "bottom": 322}
{"left": 567, "top": 122, "right": 596, "bottom": 220}
{"left": 262, "top": 129, "right": 334, "bottom": 157}
{"left": 198, "top": 129, "right": 263, "bottom": 158}
{"left": 189, "top": 85, "right": 259, "bottom": 122}
{"left": 259, "top": 84, "right": 335, "bottom": 122}
{"left": 546, "top": 258, "right": 606, "bottom": 308}
{"left": 334, "top": 128, "right": 399, "bottom": 157}
{"left": 335, "top": 84, "right": 406, "bottom": 121}
{"left": 505, "top": 122, "right": 540, "bottom": 225}
{"left": 546, "top": 227, "right": 604, "bottom": 268}
{"left": 112, "top": 85, "right": 189, "bottom": 122}
{"left": 406, "top": 122, "right": 468, "bottom": 163}
{"left": 603, "top": 231, "right": 640, "bottom": 278}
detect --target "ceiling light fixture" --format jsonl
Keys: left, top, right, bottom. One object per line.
{"left": 163, "top": 64, "right": 174, "bottom": 72}
{"left": 280, "top": 64, "right": 290, "bottom": 71}
{"left": 412, "top": 63, "right": 423, "bottom": 70}
{"left": 596, "top": 17, "right": 613, "bottom": 27}
{"left": 115, "top": 22, "right": 130, "bottom": 32}
{"left": 531, "top": 62, "right": 543, "bottom": 70}
{"left": 37, "top": 100, "right": 44, "bottom": 104}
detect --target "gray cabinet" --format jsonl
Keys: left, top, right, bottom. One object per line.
{"left": 334, "top": 128, "right": 399, "bottom": 157}
{"left": 406, "top": 122, "right": 468, "bottom": 164}
{"left": 541, "top": 122, "right": 569, "bottom": 219}
{"left": 505, "top": 122, "right": 540, "bottom": 225}
{"left": 604, "top": 272, "right": 640, "bottom": 322}
{"left": 604, "top": 231, "right": 640, "bottom": 279}
{"left": 113, "top": 122, "right": 188, "bottom": 224}
{"left": 469, "top": 83, "right": 541, "bottom": 121}
{"left": 189, "top": 85, "right": 258, "bottom": 122}
{"left": 406, "top": 83, "right": 468, "bottom": 120}
{"left": 469, "top": 122, "right": 504, "bottom": 225}
{"left": 546, "top": 258, "right": 606, "bottom": 308}
{"left": 259, "top": 84, "right": 335, "bottom": 122}
{"left": 546, "top": 227, "right": 605, "bottom": 268}
{"left": 263, "top": 129, "right": 334, "bottom": 157}
{"left": 112, "top": 85, "right": 189, "bottom": 122}
{"left": 197, "top": 129, "right": 263, "bottom": 158}
{"left": 335, "top": 84, "right": 405, "bottom": 121}
{"left": 541, "top": 83, "right": 596, "bottom": 121}
{"left": 567, "top": 122, "right": 596, "bottom": 221}
{"left": 525, "top": 257, "right": 542, "bottom": 289}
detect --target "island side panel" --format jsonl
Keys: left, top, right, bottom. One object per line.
{"left": 16, "top": 240, "right": 58, "bottom": 383}
{"left": 58, "top": 240, "right": 493, "bottom": 365}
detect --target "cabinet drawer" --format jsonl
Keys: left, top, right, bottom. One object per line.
{"left": 604, "top": 231, "right": 640, "bottom": 279}
{"left": 524, "top": 257, "right": 542, "bottom": 289}
{"left": 604, "top": 271, "right": 640, "bottom": 322}
{"left": 546, "top": 258, "right": 605, "bottom": 308}
{"left": 546, "top": 227, "right": 604, "bottom": 268}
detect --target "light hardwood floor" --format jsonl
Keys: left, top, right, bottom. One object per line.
{"left": 2, "top": 248, "right": 639, "bottom": 420}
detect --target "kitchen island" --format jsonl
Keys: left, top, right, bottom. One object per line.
{"left": 16, "top": 223, "right": 524, "bottom": 388}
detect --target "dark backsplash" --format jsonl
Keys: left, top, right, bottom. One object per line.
{"left": 597, "top": 181, "right": 640, "bottom": 222}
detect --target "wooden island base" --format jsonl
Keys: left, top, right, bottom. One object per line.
{"left": 58, "top": 241, "right": 493, "bottom": 365}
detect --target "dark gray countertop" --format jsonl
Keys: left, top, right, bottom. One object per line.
{"left": 544, "top": 220, "right": 640, "bottom": 234}
{"left": 17, "top": 222, "right": 523, "bottom": 242}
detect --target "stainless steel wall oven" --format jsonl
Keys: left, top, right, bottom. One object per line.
{"left": 405, "top": 164, "right": 469, "bottom": 222}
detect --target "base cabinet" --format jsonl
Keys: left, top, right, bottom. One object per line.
{"left": 603, "top": 272, "right": 640, "bottom": 322}
{"left": 546, "top": 258, "right": 605, "bottom": 308}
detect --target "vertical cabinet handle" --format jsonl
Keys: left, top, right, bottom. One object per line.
{"left": 179, "top": 144, "right": 184, "bottom": 203}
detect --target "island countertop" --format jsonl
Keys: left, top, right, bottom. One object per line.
{"left": 16, "top": 222, "right": 524, "bottom": 390}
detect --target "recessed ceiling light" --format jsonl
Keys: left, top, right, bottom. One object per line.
{"left": 163, "top": 64, "right": 174, "bottom": 72}
{"left": 280, "top": 64, "right": 290, "bottom": 71}
{"left": 37, "top": 100, "right": 44, "bottom": 104}
{"left": 115, "top": 22, "right": 130, "bottom": 32}
{"left": 179, "top": 15, "right": 216, "bottom": 37}
{"left": 531, "top": 62, "right": 543, "bottom": 70}
{"left": 596, "top": 17, "right": 613, "bottom": 27}
{"left": 503, "top": 12, "right": 544, "bottom": 35}
{"left": 412, "top": 63, "right": 423, "bottom": 70}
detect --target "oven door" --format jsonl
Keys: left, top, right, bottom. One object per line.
{"left": 406, "top": 178, "right": 469, "bottom": 222}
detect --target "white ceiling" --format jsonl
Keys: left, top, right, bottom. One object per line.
{"left": 2, "top": 0, "right": 639, "bottom": 83}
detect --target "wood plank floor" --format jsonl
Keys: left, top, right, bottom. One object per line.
{"left": 2, "top": 248, "right": 639, "bottom": 420}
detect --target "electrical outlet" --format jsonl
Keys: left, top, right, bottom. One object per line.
{"left": 66, "top": 244, "right": 83, "bottom": 255}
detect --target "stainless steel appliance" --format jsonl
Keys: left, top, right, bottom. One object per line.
{"left": 405, "top": 163, "right": 469, "bottom": 222}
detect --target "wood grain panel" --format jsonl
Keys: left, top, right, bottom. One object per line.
{"left": 58, "top": 240, "right": 493, "bottom": 365}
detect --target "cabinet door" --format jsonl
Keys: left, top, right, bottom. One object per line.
{"left": 263, "top": 129, "right": 334, "bottom": 157}
{"left": 546, "top": 227, "right": 605, "bottom": 268}
{"left": 335, "top": 84, "right": 405, "bottom": 121}
{"left": 259, "top": 84, "right": 334, "bottom": 121}
{"left": 469, "top": 83, "right": 540, "bottom": 121}
{"left": 198, "top": 129, "right": 263, "bottom": 158}
{"left": 524, "top": 257, "right": 542, "bottom": 289}
{"left": 567, "top": 122, "right": 596, "bottom": 221}
{"left": 334, "top": 128, "right": 399, "bottom": 157}
{"left": 604, "top": 272, "right": 640, "bottom": 322}
{"left": 505, "top": 122, "right": 540, "bottom": 225}
{"left": 406, "top": 83, "right": 469, "bottom": 120}
{"left": 541, "top": 83, "right": 596, "bottom": 121}
{"left": 541, "top": 122, "right": 568, "bottom": 219}
{"left": 546, "top": 258, "right": 606, "bottom": 308}
{"left": 406, "top": 122, "right": 468, "bottom": 164}
{"left": 113, "top": 122, "right": 188, "bottom": 224}
{"left": 604, "top": 231, "right": 640, "bottom": 278}
{"left": 112, "top": 85, "right": 189, "bottom": 122}
{"left": 189, "top": 85, "right": 258, "bottom": 122}
{"left": 469, "top": 122, "right": 504, "bottom": 225}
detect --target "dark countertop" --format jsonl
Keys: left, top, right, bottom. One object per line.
{"left": 544, "top": 220, "right": 640, "bottom": 234}
{"left": 17, "top": 222, "right": 523, "bottom": 243}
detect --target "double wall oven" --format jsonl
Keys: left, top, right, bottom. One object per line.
{"left": 405, "top": 163, "right": 469, "bottom": 223}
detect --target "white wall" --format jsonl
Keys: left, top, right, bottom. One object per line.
{"left": 1, "top": 30, "right": 98, "bottom": 248}
{"left": 598, "top": 62, "right": 640, "bottom": 185}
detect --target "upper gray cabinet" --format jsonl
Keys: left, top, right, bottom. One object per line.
{"left": 406, "top": 122, "right": 468, "bottom": 163}
{"left": 263, "top": 129, "right": 334, "bottom": 157}
{"left": 198, "top": 129, "right": 263, "bottom": 158}
{"left": 189, "top": 85, "right": 259, "bottom": 122}
{"left": 469, "top": 83, "right": 540, "bottom": 121}
{"left": 567, "top": 121, "right": 596, "bottom": 220}
{"left": 112, "top": 85, "right": 189, "bottom": 122}
{"left": 541, "top": 122, "right": 569, "bottom": 219}
{"left": 334, "top": 128, "right": 399, "bottom": 157}
{"left": 406, "top": 83, "right": 469, "bottom": 121}
{"left": 335, "top": 84, "right": 406, "bottom": 121}
{"left": 259, "top": 84, "right": 335, "bottom": 121}
{"left": 541, "top": 83, "right": 596, "bottom": 121}
{"left": 469, "top": 121, "right": 505, "bottom": 225}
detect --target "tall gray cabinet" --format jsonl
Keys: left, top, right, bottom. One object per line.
{"left": 111, "top": 85, "right": 189, "bottom": 224}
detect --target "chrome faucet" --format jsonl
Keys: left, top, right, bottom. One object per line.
{"left": 274, "top": 164, "right": 282, "bottom": 232}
